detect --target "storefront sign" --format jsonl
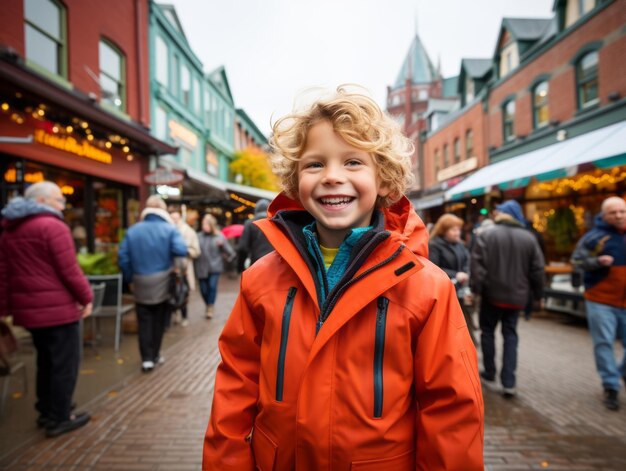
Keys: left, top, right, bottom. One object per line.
{"left": 437, "top": 156, "right": 478, "bottom": 182}
{"left": 168, "top": 120, "right": 198, "bottom": 149}
{"left": 144, "top": 168, "right": 184, "bottom": 185}
{"left": 33, "top": 129, "right": 112, "bottom": 164}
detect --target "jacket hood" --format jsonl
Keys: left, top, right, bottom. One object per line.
{"left": 1, "top": 197, "right": 63, "bottom": 230}
{"left": 593, "top": 212, "right": 621, "bottom": 232}
{"left": 267, "top": 192, "right": 428, "bottom": 257}
{"left": 140, "top": 207, "right": 173, "bottom": 224}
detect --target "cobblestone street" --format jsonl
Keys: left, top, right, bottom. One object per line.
{"left": 1, "top": 276, "right": 625, "bottom": 470}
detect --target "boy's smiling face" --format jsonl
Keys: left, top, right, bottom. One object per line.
{"left": 297, "top": 120, "right": 390, "bottom": 248}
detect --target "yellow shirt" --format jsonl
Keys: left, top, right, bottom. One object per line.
{"left": 319, "top": 245, "right": 339, "bottom": 269}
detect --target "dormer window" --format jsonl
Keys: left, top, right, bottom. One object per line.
{"left": 499, "top": 43, "right": 519, "bottom": 77}
{"left": 465, "top": 76, "right": 475, "bottom": 103}
{"left": 565, "top": 0, "right": 597, "bottom": 28}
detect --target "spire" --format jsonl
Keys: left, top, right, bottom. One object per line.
{"left": 393, "top": 34, "right": 437, "bottom": 89}
{"left": 437, "top": 53, "right": 442, "bottom": 79}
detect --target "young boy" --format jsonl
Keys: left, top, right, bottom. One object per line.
{"left": 203, "top": 87, "right": 484, "bottom": 470}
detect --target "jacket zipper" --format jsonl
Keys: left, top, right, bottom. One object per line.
{"left": 316, "top": 244, "right": 404, "bottom": 334}
{"left": 276, "top": 287, "right": 297, "bottom": 402}
{"left": 374, "top": 296, "right": 389, "bottom": 418}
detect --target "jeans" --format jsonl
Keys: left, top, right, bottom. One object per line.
{"left": 585, "top": 300, "right": 626, "bottom": 391}
{"left": 199, "top": 273, "right": 221, "bottom": 306}
{"left": 29, "top": 322, "right": 81, "bottom": 422}
{"left": 479, "top": 301, "right": 520, "bottom": 389}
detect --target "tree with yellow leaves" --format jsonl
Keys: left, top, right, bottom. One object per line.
{"left": 229, "top": 147, "right": 279, "bottom": 191}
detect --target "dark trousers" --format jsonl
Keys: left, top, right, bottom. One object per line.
{"left": 28, "top": 321, "right": 80, "bottom": 422}
{"left": 136, "top": 302, "right": 169, "bottom": 362}
{"left": 199, "top": 273, "right": 221, "bottom": 306}
{"left": 479, "top": 300, "right": 520, "bottom": 388}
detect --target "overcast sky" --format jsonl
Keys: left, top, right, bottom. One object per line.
{"left": 166, "top": 0, "right": 554, "bottom": 136}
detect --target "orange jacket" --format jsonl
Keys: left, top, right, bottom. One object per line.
{"left": 203, "top": 194, "right": 484, "bottom": 470}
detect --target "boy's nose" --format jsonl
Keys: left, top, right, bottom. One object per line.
{"left": 321, "top": 164, "right": 346, "bottom": 184}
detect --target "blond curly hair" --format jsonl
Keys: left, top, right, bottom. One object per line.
{"left": 269, "top": 85, "right": 415, "bottom": 207}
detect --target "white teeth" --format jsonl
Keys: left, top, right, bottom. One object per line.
{"left": 320, "top": 197, "right": 353, "bottom": 205}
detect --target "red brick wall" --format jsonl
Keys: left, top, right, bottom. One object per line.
{"left": 488, "top": 0, "right": 626, "bottom": 148}
{"left": 0, "top": 0, "right": 150, "bottom": 127}
{"left": 423, "top": 101, "right": 486, "bottom": 189}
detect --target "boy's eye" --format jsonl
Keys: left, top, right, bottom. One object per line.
{"left": 303, "top": 161, "right": 323, "bottom": 169}
{"left": 345, "top": 159, "right": 362, "bottom": 166}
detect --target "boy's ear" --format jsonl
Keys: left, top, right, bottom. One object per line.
{"left": 377, "top": 182, "right": 392, "bottom": 198}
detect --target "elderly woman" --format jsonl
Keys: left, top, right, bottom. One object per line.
{"left": 429, "top": 213, "right": 476, "bottom": 344}
{"left": 194, "top": 214, "right": 235, "bottom": 319}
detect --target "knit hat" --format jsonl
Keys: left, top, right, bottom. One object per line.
{"left": 495, "top": 200, "right": 525, "bottom": 224}
{"left": 254, "top": 199, "right": 270, "bottom": 215}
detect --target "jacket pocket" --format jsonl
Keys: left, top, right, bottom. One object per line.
{"left": 251, "top": 425, "right": 277, "bottom": 471}
{"left": 276, "top": 287, "right": 297, "bottom": 402}
{"left": 351, "top": 449, "right": 415, "bottom": 470}
{"left": 374, "top": 296, "right": 389, "bottom": 418}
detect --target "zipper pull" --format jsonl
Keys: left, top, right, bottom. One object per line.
{"left": 377, "top": 297, "right": 389, "bottom": 324}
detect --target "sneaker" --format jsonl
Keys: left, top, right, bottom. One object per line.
{"left": 603, "top": 389, "right": 619, "bottom": 411}
{"left": 181, "top": 319, "right": 189, "bottom": 327}
{"left": 37, "top": 415, "right": 54, "bottom": 429}
{"left": 45, "top": 412, "right": 90, "bottom": 438}
{"left": 141, "top": 361, "right": 155, "bottom": 373}
{"left": 502, "top": 387, "right": 517, "bottom": 399}
{"left": 206, "top": 305, "right": 214, "bottom": 319}
{"left": 154, "top": 355, "right": 165, "bottom": 365}
{"left": 479, "top": 371, "right": 497, "bottom": 390}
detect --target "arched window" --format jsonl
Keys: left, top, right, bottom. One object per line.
{"left": 502, "top": 100, "right": 516, "bottom": 142}
{"left": 454, "top": 138, "right": 461, "bottom": 163}
{"left": 443, "top": 144, "right": 449, "bottom": 168}
{"left": 465, "top": 129, "right": 474, "bottom": 159}
{"left": 434, "top": 149, "right": 440, "bottom": 177}
{"left": 24, "top": 0, "right": 67, "bottom": 77}
{"left": 533, "top": 81, "right": 549, "bottom": 129}
{"left": 99, "top": 39, "right": 126, "bottom": 111}
{"left": 576, "top": 51, "right": 599, "bottom": 109}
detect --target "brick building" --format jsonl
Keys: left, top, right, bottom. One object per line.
{"left": 0, "top": 0, "right": 175, "bottom": 255}
{"left": 415, "top": 0, "right": 625, "bottom": 262}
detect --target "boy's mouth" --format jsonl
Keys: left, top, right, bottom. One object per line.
{"left": 318, "top": 196, "right": 355, "bottom": 206}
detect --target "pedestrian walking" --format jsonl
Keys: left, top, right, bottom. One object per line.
{"left": 237, "top": 198, "right": 274, "bottom": 272}
{"left": 194, "top": 214, "right": 235, "bottom": 319}
{"left": 471, "top": 199, "right": 545, "bottom": 398}
{"left": 429, "top": 213, "right": 477, "bottom": 344}
{"left": 0, "top": 181, "right": 93, "bottom": 437}
{"left": 571, "top": 196, "right": 626, "bottom": 411}
{"left": 203, "top": 86, "right": 483, "bottom": 470}
{"left": 169, "top": 207, "right": 200, "bottom": 327}
{"left": 118, "top": 195, "right": 187, "bottom": 373}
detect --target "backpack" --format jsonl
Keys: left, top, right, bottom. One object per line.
{"left": 168, "top": 271, "right": 190, "bottom": 310}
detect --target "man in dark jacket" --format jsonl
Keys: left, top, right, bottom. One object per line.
{"left": 471, "top": 199, "right": 545, "bottom": 398}
{"left": 571, "top": 196, "right": 626, "bottom": 411}
{"left": 237, "top": 198, "right": 274, "bottom": 271}
{"left": 118, "top": 195, "right": 187, "bottom": 373}
{"left": 0, "top": 181, "right": 93, "bottom": 437}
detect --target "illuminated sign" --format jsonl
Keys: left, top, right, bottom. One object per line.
{"left": 34, "top": 129, "right": 112, "bottom": 164}
{"left": 168, "top": 120, "right": 198, "bottom": 148}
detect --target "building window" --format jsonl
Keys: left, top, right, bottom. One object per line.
{"left": 443, "top": 144, "right": 449, "bottom": 168}
{"left": 533, "top": 81, "right": 549, "bottom": 129}
{"left": 465, "top": 76, "right": 475, "bottom": 104}
{"left": 434, "top": 149, "right": 440, "bottom": 176}
{"left": 155, "top": 35, "right": 168, "bottom": 85}
{"left": 454, "top": 138, "right": 460, "bottom": 163}
{"left": 193, "top": 78, "right": 201, "bottom": 115}
{"left": 99, "top": 40, "right": 125, "bottom": 111}
{"left": 154, "top": 106, "right": 168, "bottom": 141}
{"left": 24, "top": 0, "right": 66, "bottom": 77}
{"left": 171, "top": 55, "right": 179, "bottom": 96}
{"left": 577, "top": 51, "right": 599, "bottom": 109}
{"left": 503, "top": 100, "right": 516, "bottom": 142}
{"left": 465, "top": 129, "right": 473, "bottom": 159}
{"left": 181, "top": 65, "right": 191, "bottom": 107}
{"left": 418, "top": 89, "right": 428, "bottom": 100}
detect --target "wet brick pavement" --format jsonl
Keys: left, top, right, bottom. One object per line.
{"left": 1, "top": 276, "right": 625, "bottom": 470}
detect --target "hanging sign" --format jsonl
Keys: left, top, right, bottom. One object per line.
{"left": 144, "top": 167, "right": 184, "bottom": 185}
{"left": 33, "top": 129, "right": 112, "bottom": 164}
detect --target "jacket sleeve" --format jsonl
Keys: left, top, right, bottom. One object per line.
{"left": 170, "top": 227, "right": 188, "bottom": 258}
{"left": 48, "top": 223, "right": 93, "bottom": 306}
{"left": 203, "top": 278, "right": 262, "bottom": 471}
{"left": 0, "top": 238, "right": 7, "bottom": 316}
{"left": 186, "top": 227, "right": 201, "bottom": 259}
{"left": 529, "top": 240, "right": 545, "bottom": 301}
{"left": 414, "top": 277, "right": 484, "bottom": 470}
{"left": 470, "top": 235, "right": 487, "bottom": 295}
{"left": 118, "top": 234, "right": 133, "bottom": 284}
{"left": 570, "top": 233, "right": 602, "bottom": 271}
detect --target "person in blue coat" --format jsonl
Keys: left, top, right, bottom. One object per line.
{"left": 118, "top": 195, "right": 187, "bottom": 372}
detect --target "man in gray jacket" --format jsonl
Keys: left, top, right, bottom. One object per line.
{"left": 118, "top": 196, "right": 187, "bottom": 372}
{"left": 471, "top": 200, "right": 545, "bottom": 397}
